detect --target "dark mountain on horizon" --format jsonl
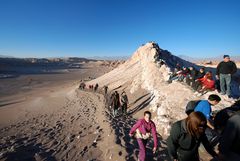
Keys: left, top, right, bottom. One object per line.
{"left": 87, "top": 56, "right": 129, "bottom": 60}
{"left": 0, "top": 55, "right": 15, "bottom": 58}
{"left": 178, "top": 55, "right": 240, "bottom": 62}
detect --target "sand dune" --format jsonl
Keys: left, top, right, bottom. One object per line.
{"left": 0, "top": 43, "right": 239, "bottom": 161}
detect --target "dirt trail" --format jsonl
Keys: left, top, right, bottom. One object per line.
{"left": 0, "top": 89, "right": 111, "bottom": 161}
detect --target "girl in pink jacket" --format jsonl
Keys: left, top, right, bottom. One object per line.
{"left": 129, "top": 111, "right": 158, "bottom": 161}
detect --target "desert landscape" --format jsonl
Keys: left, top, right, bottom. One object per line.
{"left": 0, "top": 42, "right": 239, "bottom": 161}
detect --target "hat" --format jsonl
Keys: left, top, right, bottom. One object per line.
{"left": 223, "top": 55, "right": 230, "bottom": 58}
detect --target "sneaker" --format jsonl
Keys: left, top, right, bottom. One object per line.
{"left": 194, "top": 91, "right": 199, "bottom": 95}
{"left": 228, "top": 96, "right": 235, "bottom": 102}
{"left": 233, "top": 98, "right": 238, "bottom": 101}
{"left": 222, "top": 95, "right": 228, "bottom": 100}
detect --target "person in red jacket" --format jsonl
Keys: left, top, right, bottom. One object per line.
{"left": 129, "top": 111, "right": 158, "bottom": 161}
{"left": 193, "top": 71, "right": 215, "bottom": 94}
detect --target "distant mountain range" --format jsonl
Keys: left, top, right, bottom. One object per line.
{"left": 87, "top": 56, "right": 129, "bottom": 60}
{"left": 1, "top": 54, "right": 238, "bottom": 62}
{"left": 178, "top": 55, "right": 240, "bottom": 62}
{"left": 0, "top": 55, "right": 15, "bottom": 58}
{"left": 0, "top": 55, "right": 129, "bottom": 61}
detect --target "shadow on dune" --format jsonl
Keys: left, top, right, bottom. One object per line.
{"left": 103, "top": 92, "right": 170, "bottom": 161}
{"left": 2, "top": 139, "right": 56, "bottom": 161}
{"left": 131, "top": 93, "right": 151, "bottom": 105}
{"left": 128, "top": 94, "right": 155, "bottom": 116}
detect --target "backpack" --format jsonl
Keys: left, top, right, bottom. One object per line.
{"left": 214, "top": 105, "right": 240, "bottom": 130}
{"left": 185, "top": 100, "right": 201, "bottom": 115}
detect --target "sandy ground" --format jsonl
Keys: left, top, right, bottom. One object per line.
{"left": 0, "top": 59, "right": 173, "bottom": 161}
{"left": 0, "top": 62, "right": 117, "bottom": 161}
{"left": 0, "top": 60, "right": 165, "bottom": 161}
{"left": 1, "top": 47, "right": 238, "bottom": 161}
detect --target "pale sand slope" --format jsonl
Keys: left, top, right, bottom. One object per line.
{"left": 0, "top": 61, "right": 127, "bottom": 161}
{"left": 88, "top": 42, "right": 239, "bottom": 161}
{"left": 0, "top": 85, "right": 111, "bottom": 161}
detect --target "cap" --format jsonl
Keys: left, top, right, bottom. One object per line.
{"left": 223, "top": 55, "right": 230, "bottom": 58}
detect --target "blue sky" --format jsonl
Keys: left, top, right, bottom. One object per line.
{"left": 0, "top": 0, "right": 239, "bottom": 58}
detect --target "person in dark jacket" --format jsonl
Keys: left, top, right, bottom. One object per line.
{"left": 111, "top": 91, "right": 120, "bottom": 117}
{"left": 218, "top": 113, "right": 240, "bottom": 161}
{"left": 94, "top": 83, "right": 99, "bottom": 92}
{"left": 103, "top": 85, "right": 108, "bottom": 95}
{"left": 214, "top": 100, "right": 240, "bottom": 132}
{"left": 178, "top": 66, "right": 189, "bottom": 82}
{"left": 120, "top": 91, "right": 129, "bottom": 115}
{"left": 195, "top": 67, "right": 205, "bottom": 80}
{"left": 168, "top": 63, "right": 182, "bottom": 83}
{"left": 186, "top": 67, "right": 198, "bottom": 86}
{"left": 216, "top": 55, "right": 237, "bottom": 97}
{"left": 167, "top": 111, "right": 217, "bottom": 161}
{"left": 192, "top": 68, "right": 206, "bottom": 88}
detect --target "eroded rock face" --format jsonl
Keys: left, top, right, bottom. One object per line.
{"left": 130, "top": 42, "right": 160, "bottom": 63}
{"left": 88, "top": 42, "right": 229, "bottom": 137}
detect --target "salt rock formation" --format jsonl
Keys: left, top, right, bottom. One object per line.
{"left": 88, "top": 42, "right": 225, "bottom": 137}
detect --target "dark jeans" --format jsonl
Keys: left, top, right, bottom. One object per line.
{"left": 122, "top": 103, "right": 127, "bottom": 115}
{"left": 186, "top": 77, "right": 194, "bottom": 86}
{"left": 220, "top": 74, "right": 231, "bottom": 96}
{"left": 205, "top": 127, "right": 220, "bottom": 147}
{"left": 192, "top": 81, "right": 202, "bottom": 91}
{"left": 221, "top": 152, "right": 240, "bottom": 161}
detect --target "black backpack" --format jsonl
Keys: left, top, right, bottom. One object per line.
{"left": 214, "top": 105, "right": 240, "bottom": 130}
{"left": 185, "top": 100, "right": 201, "bottom": 115}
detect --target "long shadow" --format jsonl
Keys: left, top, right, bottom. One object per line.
{"left": 128, "top": 94, "right": 155, "bottom": 116}
{"left": 112, "top": 85, "right": 123, "bottom": 91}
{"left": 104, "top": 92, "right": 170, "bottom": 161}
{"left": 2, "top": 139, "right": 56, "bottom": 161}
{"left": 131, "top": 93, "right": 150, "bottom": 105}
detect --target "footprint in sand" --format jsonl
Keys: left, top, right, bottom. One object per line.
{"left": 48, "top": 131, "right": 55, "bottom": 137}
{"left": 83, "top": 146, "right": 88, "bottom": 153}
{"left": 63, "top": 144, "right": 68, "bottom": 150}
{"left": 96, "top": 126, "right": 100, "bottom": 130}
{"left": 67, "top": 134, "right": 75, "bottom": 143}
{"left": 49, "top": 140, "right": 59, "bottom": 147}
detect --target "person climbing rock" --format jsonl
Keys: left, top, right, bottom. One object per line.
{"left": 129, "top": 111, "right": 158, "bottom": 161}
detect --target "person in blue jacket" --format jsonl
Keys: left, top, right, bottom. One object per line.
{"left": 194, "top": 94, "right": 221, "bottom": 129}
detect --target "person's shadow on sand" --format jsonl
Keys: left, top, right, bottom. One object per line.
{"left": 3, "top": 137, "right": 56, "bottom": 161}
{"left": 105, "top": 93, "right": 171, "bottom": 161}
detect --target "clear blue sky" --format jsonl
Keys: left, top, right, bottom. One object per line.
{"left": 0, "top": 0, "right": 239, "bottom": 58}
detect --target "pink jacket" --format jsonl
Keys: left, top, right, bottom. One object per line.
{"left": 130, "top": 119, "right": 158, "bottom": 148}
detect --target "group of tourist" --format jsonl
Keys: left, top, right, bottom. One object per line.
{"left": 109, "top": 90, "right": 129, "bottom": 117}
{"left": 78, "top": 54, "right": 239, "bottom": 161}
{"left": 129, "top": 98, "right": 240, "bottom": 161}
{"left": 168, "top": 55, "right": 237, "bottom": 98}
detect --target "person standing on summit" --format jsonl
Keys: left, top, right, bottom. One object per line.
{"left": 216, "top": 55, "right": 237, "bottom": 98}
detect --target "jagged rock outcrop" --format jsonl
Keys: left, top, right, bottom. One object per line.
{"left": 88, "top": 42, "right": 229, "bottom": 137}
